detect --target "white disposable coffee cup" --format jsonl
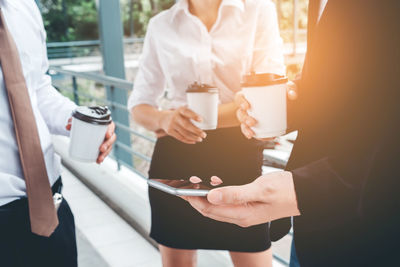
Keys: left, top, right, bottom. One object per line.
{"left": 241, "top": 73, "right": 288, "bottom": 138}
{"left": 186, "top": 83, "right": 219, "bottom": 130}
{"left": 69, "top": 106, "right": 112, "bottom": 162}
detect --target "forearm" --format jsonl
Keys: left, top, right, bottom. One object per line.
{"left": 131, "top": 104, "right": 168, "bottom": 132}
{"left": 37, "top": 84, "right": 77, "bottom": 136}
{"left": 217, "top": 102, "right": 240, "bottom": 128}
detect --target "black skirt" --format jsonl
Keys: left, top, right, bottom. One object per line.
{"left": 148, "top": 127, "right": 270, "bottom": 252}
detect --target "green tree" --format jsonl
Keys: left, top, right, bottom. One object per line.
{"left": 121, "top": 0, "right": 175, "bottom": 37}
{"left": 40, "top": 0, "right": 98, "bottom": 42}
{"left": 40, "top": 0, "right": 308, "bottom": 45}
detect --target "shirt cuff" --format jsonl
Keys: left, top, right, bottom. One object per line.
{"left": 54, "top": 103, "right": 77, "bottom": 137}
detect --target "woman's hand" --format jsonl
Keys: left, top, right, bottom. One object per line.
{"left": 235, "top": 93, "right": 258, "bottom": 140}
{"left": 235, "top": 81, "right": 298, "bottom": 140}
{"left": 160, "top": 106, "right": 207, "bottom": 144}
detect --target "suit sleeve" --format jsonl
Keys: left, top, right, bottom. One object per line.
{"left": 292, "top": 128, "right": 400, "bottom": 233}
{"left": 291, "top": 157, "right": 361, "bottom": 230}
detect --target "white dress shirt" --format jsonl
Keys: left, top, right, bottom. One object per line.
{"left": 128, "top": 0, "right": 285, "bottom": 110}
{"left": 0, "top": 0, "right": 77, "bottom": 206}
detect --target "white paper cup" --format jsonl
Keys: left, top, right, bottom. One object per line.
{"left": 69, "top": 106, "right": 112, "bottom": 162}
{"left": 186, "top": 83, "right": 219, "bottom": 130}
{"left": 241, "top": 74, "right": 288, "bottom": 138}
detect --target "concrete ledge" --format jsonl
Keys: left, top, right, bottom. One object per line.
{"left": 53, "top": 135, "right": 154, "bottom": 246}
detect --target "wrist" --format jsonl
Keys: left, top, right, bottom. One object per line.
{"left": 157, "top": 110, "right": 172, "bottom": 132}
{"left": 217, "top": 102, "right": 240, "bottom": 128}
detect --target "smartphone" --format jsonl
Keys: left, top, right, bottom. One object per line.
{"left": 147, "top": 179, "right": 212, "bottom": 197}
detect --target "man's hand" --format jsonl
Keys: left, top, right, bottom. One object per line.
{"left": 66, "top": 118, "right": 117, "bottom": 164}
{"left": 235, "top": 81, "right": 298, "bottom": 140}
{"left": 287, "top": 80, "right": 298, "bottom": 101}
{"left": 183, "top": 171, "right": 300, "bottom": 227}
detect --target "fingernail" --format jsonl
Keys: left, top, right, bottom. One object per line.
{"left": 241, "top": 103, "right": 247, "bottom": 109}
{"left": 190, "top": 176, "right": 202, "bottom": 183}
{"left": 201, "top": 133, "right": 207, "bottom": 138}
{"left": 211, "top": 176, "right": 223, "bottom": 184}
{"left": 210, "top": 181, "right": 221, "bottom": 186}
{"left": 197, "top": 138, "right": 203, "bottom": 142}
{"left": 246, "top": 119, "right": 252, "bottom": 125}
{"left": 208, "top": 191, "right": 223, "bottom": 204}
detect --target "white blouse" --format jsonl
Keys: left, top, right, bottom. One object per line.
{"left": 128, "top": 0, "right": 285, "bottom": 110}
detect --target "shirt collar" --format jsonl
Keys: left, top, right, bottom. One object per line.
{"left": 170, "top": 0, "right": 189, "bottom": 22}
{"left": 222, "top": 0, "right": 244, "bottom": 12}
{"left": 170, "top": 0, "right": 245, "bottom": 23}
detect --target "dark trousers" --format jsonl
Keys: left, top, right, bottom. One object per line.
{"left": 0, "top": 196, "right": 77, "bottom": 267}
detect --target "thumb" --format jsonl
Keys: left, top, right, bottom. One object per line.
{"left": 207, "top": 182, "right": 261, "bottom": 205}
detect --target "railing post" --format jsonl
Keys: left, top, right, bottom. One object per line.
{"left": 72, "top": 76, "right": 79, "bottom": 105}
{"left": 292, "top": 0, "right": 298, "bottom": 56}
{"left": 110, "top": 86, "right": 122, "bottom": 170}
{"left": 98, "top": 0, "right": 133, "bottom": 170}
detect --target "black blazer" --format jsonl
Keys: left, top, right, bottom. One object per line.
{"left": 271, "top": 1, "right": 400, "bottom": 266}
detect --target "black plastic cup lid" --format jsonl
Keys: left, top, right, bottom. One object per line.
{"left": 72, "top": 106, "right": 112, "bottom": 125}
{"left": 242, "top": 72, "right": 288, "bottom": 87}
{"left": 186, "top": 82, "right": 218, "bottom": 93}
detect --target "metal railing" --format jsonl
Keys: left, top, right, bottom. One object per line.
{"left": 49, "top": 66, "right": 155, "bottom": 176}
{"left": 47, "top": 37, "right": 144, "bottom": 59}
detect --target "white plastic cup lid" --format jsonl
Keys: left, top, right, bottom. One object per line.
{"left": 186, "top": 82, "right": 218, "bottom": 93}
{"left": 241, "top": 72, "right": 288, "bottom": 87}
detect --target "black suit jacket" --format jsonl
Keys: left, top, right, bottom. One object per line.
{"left": 271, "top": 1, "right": 400, "bottom": 266}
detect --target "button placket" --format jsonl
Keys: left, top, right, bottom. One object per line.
{"left": 204, "top": 33, "right": 213, "bottom": 85}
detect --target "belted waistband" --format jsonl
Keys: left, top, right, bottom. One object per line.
{"left": 0, "top": 177, "right": 62, "bottom": 210}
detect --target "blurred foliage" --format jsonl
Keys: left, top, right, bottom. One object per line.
{"left": 272, "top": 0, "right": 308, "bottom": 39}
{"left": 121, "top": 0, "right": 175, "bottom": 37}
{"left": 41, "top": 0, "right": 307, "bottom": 42}
{"left": 40, "top": 0, "right": 175, "bottom": 42}
{"left": 40, "top": 0, "right": 98, "bottom": 42}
